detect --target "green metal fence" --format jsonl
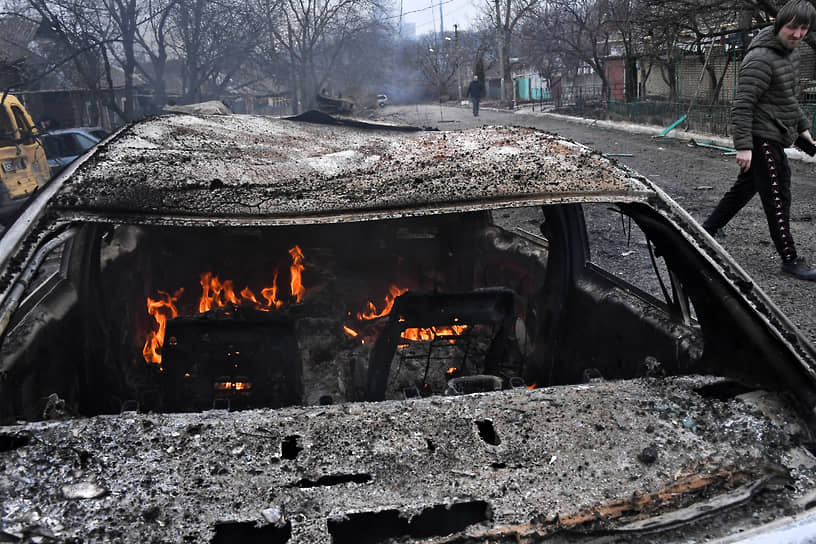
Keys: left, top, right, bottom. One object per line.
{"left": 606, "top": 100, "right": 816, "bottom": 139}
{"left": 606, "top": 100, "right": 732, "bottom": 136}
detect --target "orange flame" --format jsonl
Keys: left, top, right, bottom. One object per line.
{"left": 142, "top": 288, "right": 183, "bottom": 365}
{"left": 196, "top": 248, "right": 303, "bottom": 313}
{"left": 261, "top": 269, "right": 283, "bottom": 309}
{"left": 446, "top": 367, "right": 457, "bottom": 375}
{"left": 214, "top": 381, "right": 252, "bottom": 391}
{"left": 199, "top": 272, "right": 242, "bottom": 313}
{"left": 401, "top": 325, "right": 468, "bottom": 342}
{"left": 343, "top": 325, "right": 359, "bottom": 337}
{"left": 240, "top": 286, "right": 261, "bottom": 306}
{"left": 143, "top": 247, "right": 305, "bottom": 364}
{"left": 289, "top": 246, "right": 305, "bottom": 303}
{"left": 358, "top": 285, "right": 409, "bottom": 320}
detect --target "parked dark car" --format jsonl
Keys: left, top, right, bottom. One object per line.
{"left": 82, "top": 126, "right": 109, "bottom": 140}
{"left": 39, "top": 127, "right": 101, "bottom": 175}
{"left": 1, "top": 113, "right": 816, "bottom": 543}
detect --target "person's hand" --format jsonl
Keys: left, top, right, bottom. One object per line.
{"left": 736, "top": 149, "right": 752, "bottom": 172}
{"left": 801, "top": 129, "right": 816, "bottom": 145}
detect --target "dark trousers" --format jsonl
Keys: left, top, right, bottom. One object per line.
{"left": 471, "top": 99, "right": 480, "bottom": 116}
{"left": 703, "top": 137, "right": 797, "bottom": 263}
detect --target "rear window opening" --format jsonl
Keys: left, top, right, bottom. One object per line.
{"left": 0, "top": 203, "right": 794, "bottom": 420}
{"left": 3, "top": 208, "right": 555, "bottom": 417}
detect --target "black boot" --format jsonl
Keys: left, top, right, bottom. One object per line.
{"left": 781, "top": 258, "right": 816, "bottom": 280}
{"left": 703, "top": 225, "right": 725, "bottom": 238}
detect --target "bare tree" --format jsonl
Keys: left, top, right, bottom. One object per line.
{"left": 5, "top": 0, "right": 808, "bottom": 119}
{"left": 414, "top": 32, "right": 460, "bottom": 99}
{"left": 133, "top": 0, "right": 176, "bottom": 109}
{"left": 524, "top": 0, "right": 786, "bottom": 104}
{"left": 642, "top": 1, "right": 737, "bottom": 103}
{"left": 259, "top": 0, "right": 385, "bottom": 112}
{"left": 533, "top": 0, "right": 614, "bottom": 96}
{"left": 170, "top": 0, "right": 264, "bottom": 103}
{"left": 391, "top": 26, "right": 490, "bottom": 104}
{"left": 28, "top": 0, "right": 149, "bottom": 119}
{"left": 331, "top": 15, "right": 394, "bottom": 98}
{"left": 25, "top": 0, "right": 133, "bottom": 119}
{"left": 638, "top": 2, "right": 685, "bottom": 101}
{"left": 518, "top": 15, "right": 566, "bottom": 92}
{"left": 100, "top": 0, "right": 140, "bottom": 118}
{"left": 0, "top": 11, "right": 41, "bottom": 91}
{"left": 606, "top": 0, "right": 639, "bottom": 101}
{"left": 481, "top": 0, "right": 539, "bottom": 103}
{"left": 453, "top": 28, "right": 494, "bottom": 99}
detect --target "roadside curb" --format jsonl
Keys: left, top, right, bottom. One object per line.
{"left": 513, "top": 106, "right": 816, "bottom": 164}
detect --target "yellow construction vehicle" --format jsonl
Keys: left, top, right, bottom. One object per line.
{"left": 0, "top": 94, "right": 50, "bottom": 219}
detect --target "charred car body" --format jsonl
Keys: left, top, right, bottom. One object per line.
{"left": 1, "top": 114, "right": 816, "bottom": 543}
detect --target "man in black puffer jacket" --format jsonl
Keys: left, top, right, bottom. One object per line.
{"left": 703, "top": 0, "right": 816, "bottom": 280}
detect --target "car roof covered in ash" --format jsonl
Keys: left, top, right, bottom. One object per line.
{"left": 49, "top": 113, "right": 655, "bottom": 225}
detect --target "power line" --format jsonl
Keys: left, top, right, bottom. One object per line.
{"left": 387, "top": 0, "right": 457, "bottom": 21}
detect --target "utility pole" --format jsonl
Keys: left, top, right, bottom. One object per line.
{"left": 439, "top": 0, "right": 444, "bottom": 38}
{"left": 495, "top": 0, "right": 504, "bottom": 103}
{"left": 497, "top": 33, "right": 505, "bottom": 102}
{"left": 455, "top": 24, "right": 461, "bottom": 100}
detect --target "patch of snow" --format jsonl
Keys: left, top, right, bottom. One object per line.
{"left": 303, "top": 150, "right": 376, "bottom": 176}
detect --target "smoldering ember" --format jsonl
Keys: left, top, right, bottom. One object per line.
{"left": 2, "top": 113, "right": 816, "bottom": 543}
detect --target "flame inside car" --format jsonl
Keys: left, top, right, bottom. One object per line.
{"left": 400, "top": 325, "right": 468, "bottom": 342}
{"left": 142, "top": 288, "right": 182, "bottom": 365}
{"left": 143, "top": 245, "right": 307, "bottom": 366}
{"left": 356, "top": 284, "right": 407, "bottom": 320}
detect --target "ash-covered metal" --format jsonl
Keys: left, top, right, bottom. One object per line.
{"left": 53, "top": 115, "right": 650, "bottom": 222}
{"left": 4, "top": 112, "right": 816, "bottom": 544}
{"left": 2, "top": 376, "right": 815, "bottom": 543}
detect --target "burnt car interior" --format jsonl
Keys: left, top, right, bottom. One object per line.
{"left": 2, "top": 197, "right": 815, "bottom": 426}
{"left": 5, "top": 116, "right": 816, "bottom": 542}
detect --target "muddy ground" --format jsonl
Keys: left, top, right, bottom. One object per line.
{"left": 366, "top": 103, "right": 816, "bottom": 347}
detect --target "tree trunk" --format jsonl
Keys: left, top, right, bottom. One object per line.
{"left": 123, "top": 50, "right": 136, "bottom": 119}
{"left": 624, "top": 57, "right": 637, "bottom": 102}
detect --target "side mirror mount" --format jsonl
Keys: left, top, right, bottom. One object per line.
{"left": 15, "top": 128, "right": 39, "bottom": 146}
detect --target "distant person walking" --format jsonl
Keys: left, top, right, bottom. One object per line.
{"left": 466, "top": 75, "right": 483, "bottom": 117}
{"left": 702, "top": 0, "right": 816, "bottom": 280}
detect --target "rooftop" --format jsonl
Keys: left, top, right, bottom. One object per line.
{"left": 53, "top": 113, "right": 653, "bottom": 225}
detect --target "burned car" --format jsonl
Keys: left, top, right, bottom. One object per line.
{"left": 1, "top": 113, "right": 816, "bottom": 543}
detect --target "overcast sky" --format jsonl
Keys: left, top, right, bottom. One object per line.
{"left": 397, "top": 0, "right": 480, "bottom": 35}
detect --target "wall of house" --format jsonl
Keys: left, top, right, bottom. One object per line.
{"left": 514, "top": 74, "right": 550, "bottom": 101}
{"left": 573, "top": 70, "right": 603, "bottom": 89}
{"left": 486, "top": 79, "right": 502, "bottom": 100}
{"left": 679, "top": 52, "right": 738, "bottom": 103}
{"left": 606, "top": 59, "right": 625, "bottom": 100}
{"left": 17, "top": 90, "right": 113, "bottom": 130}
{"left": 641, "top": 51, "right": 738, "bottom": 103}
{"left": 641, "top": 64, "right": 672, "bottom": 99}
{"left": 642, "top": 42, "right": 816, "bottom": 105}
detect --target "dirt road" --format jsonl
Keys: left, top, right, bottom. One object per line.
{"left": 368, "top": 103, "right": 816, "bottom": 346}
